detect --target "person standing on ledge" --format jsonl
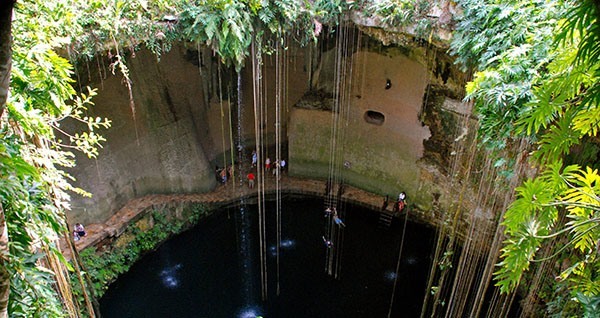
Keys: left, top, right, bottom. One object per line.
{"left": 73, "top": 223, "right": 87, "bottom": 241}
{"left": 251, "top": 150, "right": 257, "bottom": 167}
{"left": 397, "top": 192, "right": 407, "bottom": 212}
{"left": 247, "top": 172, "right": 255, "bottom": 189}
{"left": 280, "top": 159, "right": 286, "bottom": 173}
{"left": 381, "top": 195, "right": 389, "bottom": 211}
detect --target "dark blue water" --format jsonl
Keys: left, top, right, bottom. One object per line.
{"left": 99, "top": 197, "right": 435, "bottom": 317}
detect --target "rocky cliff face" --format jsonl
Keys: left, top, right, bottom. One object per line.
{"left": 288, "top": 28, "right": 470, "bottom": 214}
{"left": 67, "top": 25, "right": 471, "bottom": 227}
{"left": 68, "top": 46, "right": 216, "bottom": 224}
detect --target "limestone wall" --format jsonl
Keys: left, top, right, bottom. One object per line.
{"left": 289, "top": 48, "right": 430, "bottom": 194}
{"left": 68, "top": 45, "right": 216, "bottom": 224}
{"left": 67, "top": 30, "right": 470, "bottom": 226}
{"left": 288, "top": 37, "right": 468, "bottom": 212}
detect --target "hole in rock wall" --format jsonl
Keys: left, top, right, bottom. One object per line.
{"left": 364, "top": 110, "right": 385, "bottom": 126}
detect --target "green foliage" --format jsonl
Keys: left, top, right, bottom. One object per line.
{"left": 311, "top": 0, "right": 346, "bottom": 25}
{"left": 453, "top": 0, "right": 560, "bottom": 148}
{"left": 454, "top": 0, "right": 600, "bottom": 315}
{"left": 72, "top": 205, "right": 208, "bottom": 300}
{"left": 1, "top": 1, "right": 113, "bottom": 316}
{"left": 370, "top": 0, "right": 433, "bottom": 37}
{"left": 0, "top": 133, "right": 66, "bottom": 318}
{"left": 178, "top": 0, "right": 347, "bottom": 71}
{"left": 179, "top": 0, "right": 254, "bottom": 71}
{"left": 576, "top": 293, "right": 600, "bottom": 318}
{"left": 69, "top": 0, "right": 176, "bottom": 60}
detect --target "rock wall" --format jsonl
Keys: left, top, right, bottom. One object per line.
{"left": 288, "top": 31, "right": 469, "bottom": 212}
{"left": 68, "top": 45, "right": 216, "bottom": 224}
{"left": 289, "top": 48, "right": 430, "bottom": 197}
{"left": 67, "top": 29, "right": 470, "bottom": 227}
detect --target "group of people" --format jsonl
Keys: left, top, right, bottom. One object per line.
{"left": 215, "top": 165, "right": 235, "bottom": 184}
{"left": 324, "top": 207, "right": 346, "bottom": 227}
{"left": 264, "top": 156, "right": 286, "bottom": 176}
{"left": 246, "top": 150, "right": 287, "bottom": 188}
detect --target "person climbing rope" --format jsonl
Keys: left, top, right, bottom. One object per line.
{"left": 322, "top": 236, "right": 333, "bottom": 248}
{"left": 332, "top": 208, "right": 345, "bottom": 227}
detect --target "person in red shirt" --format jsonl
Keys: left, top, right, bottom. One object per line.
{"left": 247, "top": 172, "right": 255, "bottom": 189}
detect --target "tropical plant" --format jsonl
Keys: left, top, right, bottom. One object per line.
{"left": 453, "top": 0, "right": 600, "bottom": 315}
{"left": 179, "top": 0, "right": 254, "bottom": 70}
{"left": 370, "top": 0, "right": 432, "bottom": 33}
{"left": 2, "top": 1, "right": 351, "bottom": 315}
{"left": 2, "top": 0, "right": 112, "bottom": 316}
{"left": 452, "top": 0, "right": 560, "bottom": 149}
{"left": 177, "top": 0, "right": 339, "bottom": 71}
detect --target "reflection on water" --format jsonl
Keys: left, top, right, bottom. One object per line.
{"left": 405, "top": 255, "right": 418, "bottom": 266}
{"left": 100, "top": 198, "right": 435, "bottom": 317}
{"left": 159, "top": 264, "right": 183, "bottom": 289}
{"left": 268, "top": 238, "right": 296, "bottom": 257}
{"left": 238, "top": 306, "right": 263, "bottom": 318}
{"left": 384, "top": 271, "right": 397, "bottom": 282}
{"left": 280, "top": 239, "right": 295, "bottom": 248}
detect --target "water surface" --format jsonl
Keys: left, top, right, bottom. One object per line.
{"left": 100, "top": 197, "right": 435, "bottom": 317}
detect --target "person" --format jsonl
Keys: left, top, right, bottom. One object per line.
{"left": 74, "top": 223, "right": 86, "bottom": 241}
{"left": 381, "top": 195, "right": 389, "bottom": 211}
{"left": 227, "top": 165, "right": 234, "bottom": 179}
{"left": 398, "top": 192, "right": 406, "bottom": 201}
{"left": 215, "top": 166, "right": 222, "bottom": 182}
{"left": 272, "top": 160, "right": 279, "bottom": 176}
{"left": 397, "top": 192, "right": 407, "bottom": 212}
{"left": 265, "top": 157, "right": 271, "bottom": 172}
{"left": 247, "top": 172, "right": 255, "bottom": 189}
{"left": 332, "top": 208, "right": 345, "bottom": 227}
{"left": 322, "top": 236, "right": 333, "bottom": 248}
{"left": 220, "top": 168, "right": 227, "bottom": 183}
{"left": 251, "top": 150, "right": 257, "bottom": 167}
{"left": 397, "top": 199, "right": 405, "bottom": 212}
{"left": 280, "top": 159, "right": 286, "bottom": 173}
{"left": 324, "top": 207, "right": 332, "bottom": 217}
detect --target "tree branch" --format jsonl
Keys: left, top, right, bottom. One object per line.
{"left": 0, "top": 0, "right": 15, "bottom": 119}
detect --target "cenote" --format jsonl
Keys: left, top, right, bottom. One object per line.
{"left": 99, "top": 197, "right": 435, "bottom": 317}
